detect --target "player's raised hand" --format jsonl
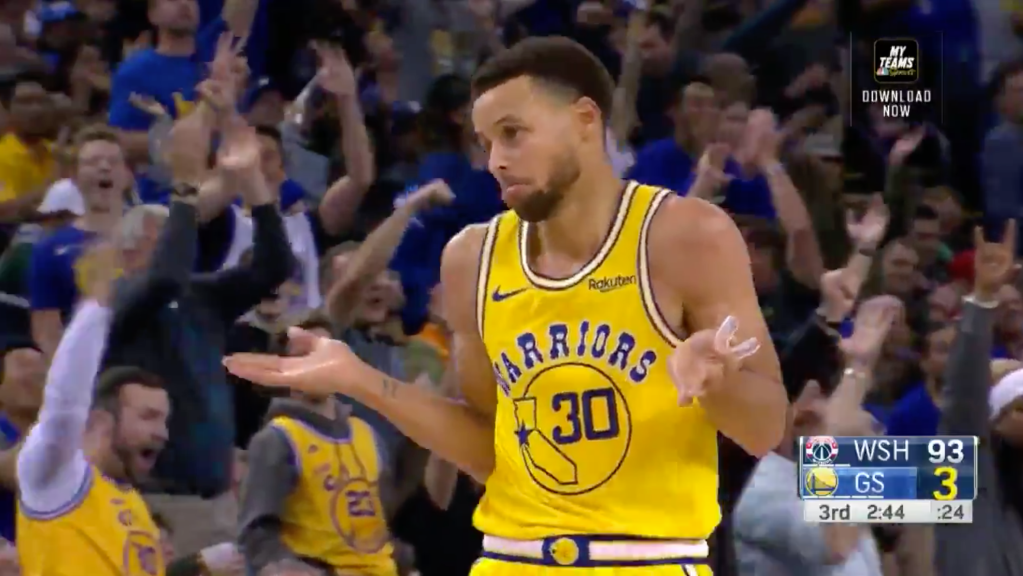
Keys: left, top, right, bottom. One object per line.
{"left": 669, "top": 316, "right": 760, "bottom": 405}
{"left": 224, "top": 327, "right": 371, "bottom": 396}
{"left": 973, "top": 219, "right": 1018, "bottom": 301}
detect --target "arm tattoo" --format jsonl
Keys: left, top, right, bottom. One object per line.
{"left": 382, "top": 377, "right": 403, "bottom": 398}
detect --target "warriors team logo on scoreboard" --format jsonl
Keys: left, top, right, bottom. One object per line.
{"left": 805, "top": 435, "right": 838, "bottom": 465}
{"left": 862, "top": 38, "right": 932, "bottom": 119}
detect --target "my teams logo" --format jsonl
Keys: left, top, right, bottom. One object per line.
{"left": 874, "top": 39, "right": 919, "bottom": 84}
{"left": 805, "top": 435, "right": 839, "bottom": 465}
{"left": 805, "top": 467, "right": 839, "bottom": 497}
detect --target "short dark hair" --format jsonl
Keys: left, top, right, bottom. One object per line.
{"left": 0, "top": 71, "right": 51, "bottom": 107}
{"left": 471, "top": 36, "right": 615, "bottom": 122}
{"left": 0, "top": 341, "right": 40, "bottom": 384}
{"left": 989, "top": 58, "right": 1023, "bottom": 100}
{"left": 295, "top": 312, "right": 334, "bottom": 334}
{"left": 93, "top": 367, "right": 164, "bottom": 413}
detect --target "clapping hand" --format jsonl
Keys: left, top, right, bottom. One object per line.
{"left": 846, "top": 193, "right": 889, "bottom": 250}
{"left": 888, "top": 126, "right": 925, "bottom": 167}
{"left": 313, "top": 42, "right": 357, "bottom": 99}
{"left": 218, "top": 116, "right": 262, "bottom": 182}
{"left": 841, "top": 295, "right": 902, "bottom": 370}
{"left": 745, "top": 108, "right": 781, "bottom": 169}
{"left": 695, "top": 143, "right": 733, "bottom": 193}
{"left": 818, "top": 268, "right": 858, "bottom": 322}
{"left": 669, "top": 316, "right": 760, "bottom": 405}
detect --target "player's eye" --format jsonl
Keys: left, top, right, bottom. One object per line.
{"left": 500, "top": 126, "right": 521, "bottom": 142}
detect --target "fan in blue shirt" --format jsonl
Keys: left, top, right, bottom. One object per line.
{"left": 108, "top": 0, "right": 262, "bottom": 203}
{"left": 28, "top": 130, "right": 135, "bottom": 357}
{"left": 389, "top": 74, "right": 505, "bottom": 334}
{"left": 626, "top": 79, "right": 775, "bottom": 219}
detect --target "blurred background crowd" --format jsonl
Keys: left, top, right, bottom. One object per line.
{"left": 0, "top": 0, "right": 1022, "bottom": 574}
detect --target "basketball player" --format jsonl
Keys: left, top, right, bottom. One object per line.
{"left": 238, "top": 320, "right": 398, "bottom": 576}
{"left": 16, "top": 243, "right": 170, "bottom": 576}
{"left": 225, "top": 37, "right": 787, "bottom": 575}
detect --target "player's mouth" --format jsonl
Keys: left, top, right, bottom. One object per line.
{"left": 97, "top": 177, "right": 114, "bottom": 190}
{"left": 501, "top": 183, "right": 532, "bottom": 202}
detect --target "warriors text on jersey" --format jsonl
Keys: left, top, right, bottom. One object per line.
{"left": 17, "top": 466, "right": 164, "bottom": 576}
{"left": 474, "top": 181, "right": 720, "bottom": 540}
{"left": 270, "top": 416, "right": 397, "bottom": 576}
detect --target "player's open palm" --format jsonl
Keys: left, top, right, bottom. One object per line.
{"left": 224, "top": 327, "right": 366, "bottom": 395}
{"left": 669, "top": 316, "right": 760, "bottom": 405}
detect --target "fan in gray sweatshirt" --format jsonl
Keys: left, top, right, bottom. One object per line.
{"left": 936, "top": 300, "right": 1023, "bottom": 575}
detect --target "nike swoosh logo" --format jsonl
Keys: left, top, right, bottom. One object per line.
{"left": 492, "top": 287, "right": 527, "bottom": 302}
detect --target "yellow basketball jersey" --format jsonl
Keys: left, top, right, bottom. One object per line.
{"left": 270, "top": 416, "right": 397, "bottom": 576}
{"left": 17, "top": 466, "right": 164, "bottom": 576}
{"left": 474, "top": 181, "right": 720, "bottom": 540}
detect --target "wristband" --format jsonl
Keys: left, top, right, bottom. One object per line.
{"left": 963, "top": 293, "right": 999, "bottom": 309}
{"left": 170, "top": 182, "right": 199, "bottom": 200}
{"left": 814, "top": 307, "right": 844, "bottom": 338}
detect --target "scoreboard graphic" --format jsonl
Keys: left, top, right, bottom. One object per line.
{"left": 798, "top": 436, "right": 977, "bottom": 524}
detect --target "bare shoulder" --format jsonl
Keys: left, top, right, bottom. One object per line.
{"left": 441, "top": 222, "right": 490, "bottom": 279}
{"left": 647, "top": 195, "right": 747, "bottom": 275}
{"left": 440, "top": 222, "right": 492, "bottom": 332}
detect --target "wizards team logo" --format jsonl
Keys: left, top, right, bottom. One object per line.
{"left": 805, "top": 436, "right": 839, "bottom": 465}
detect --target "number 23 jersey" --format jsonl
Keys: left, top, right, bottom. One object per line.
{"left": 474, "top": 182, "right": 721, "bottom": 541}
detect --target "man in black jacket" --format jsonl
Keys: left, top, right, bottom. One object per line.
{"left": 103, "top": 113, "right": 293, "bottom": 556}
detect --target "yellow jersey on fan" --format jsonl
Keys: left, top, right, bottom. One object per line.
{"left": 17, "top": 466, "right": 164, "bottom": 576}
{"left": 474, "top": 181, "right": 720, "bottom": 540}
{"left": 270, "top": 416, "right": 397, "bottom": 576}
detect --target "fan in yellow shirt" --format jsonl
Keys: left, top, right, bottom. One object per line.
{"left": 0, "top": 75, "right": 55, "bottom": 209}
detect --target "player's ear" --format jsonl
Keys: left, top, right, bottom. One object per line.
{"left": 570, "top": 97, "right": 602, "bottom": 139}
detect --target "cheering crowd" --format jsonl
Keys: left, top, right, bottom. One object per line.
{"left": 1, "top": 0, "right": 1023, "bottom": 574}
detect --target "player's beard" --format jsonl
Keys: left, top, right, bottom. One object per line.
{"left": 111, "top": 433, "right": 144, "bottom": 486}
{"left": 511, "top": 150, "right": 581, "bottom": 223}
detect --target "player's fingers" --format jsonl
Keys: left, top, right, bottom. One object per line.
{"left": 714, "top": 315, "right": 739, "bottom": 352}
{"left": 221, "top": 360, "right": 292, "bottom": 388}
{"left": 223, "top": 353, "right": 286, "bottom": 372}
{"left": 730, "top": 336, "right": 760, "bottom": 360}
{"left": 973, "top": 225, "right": 984, "bottom": 250}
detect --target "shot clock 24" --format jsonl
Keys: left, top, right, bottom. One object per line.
{"left": 799, "top": 436, "right": 977, "bottom": 524}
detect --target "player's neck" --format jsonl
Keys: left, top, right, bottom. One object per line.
{"left": 534, "top": 160, "right": 621, "bottom": 260}
{"left": 156, "top": 34, "right": 196, "bottom": 57}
